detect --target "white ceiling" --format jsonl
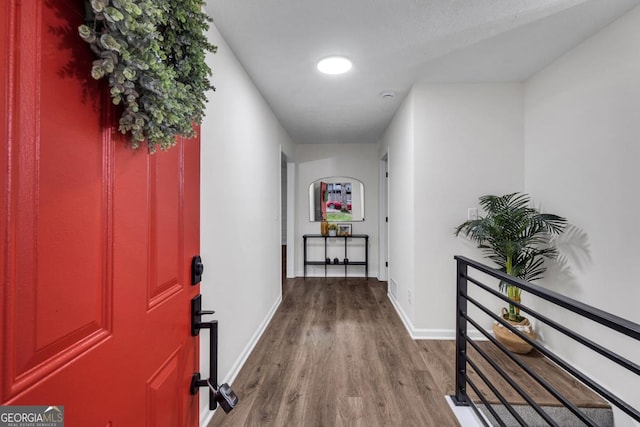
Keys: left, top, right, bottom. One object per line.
{"left": 206, "top": 0, "right": 639, "bottom": 145}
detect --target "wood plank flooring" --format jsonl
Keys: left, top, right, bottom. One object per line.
{"left": 463, "top": 343, "right": 610, "bottom": 408}
{"left": 209, "top": 278, "right": 460, "bottom": 427}
{"left": 209, "top": 277, "right": 608, "bottom": 426}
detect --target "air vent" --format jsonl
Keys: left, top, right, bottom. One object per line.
{"left": 380, "top": 90, "right": 396, "bottom": 99}
{"left": 390, "top": 279, "right": 398, "bottom": 298}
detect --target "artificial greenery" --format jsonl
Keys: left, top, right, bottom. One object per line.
{"left": 78, "top": 0, "right": 217, "bottom": 151}
{"left": 455, "top": 193, "right": 567, "bottom": 321}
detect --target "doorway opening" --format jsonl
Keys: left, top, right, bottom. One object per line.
{"left": 280, "top": 150, "right": 295, "bottom": 289}
{"left": 379, "top": 153, "right": 389, "bottom": 282}
{"left": 281, "top": 152, "right": 287, "bottom": 284}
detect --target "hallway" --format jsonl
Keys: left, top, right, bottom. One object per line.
{"left": 209, "top": 278, "right": 460, "bottom": 426}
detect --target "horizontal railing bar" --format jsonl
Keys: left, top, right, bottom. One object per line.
{"left": 465, "top": 375, "right": 507, "bottom": 427}
{"left": 465, "top": 354, "right": 526, "bottom": 426}
{"left": 465, "top": 313, "right": 597, "bottom": 427}
{"left": 466, "top": 295, "right": 640, "bottom": 423}
{"left": 455, "top": 255, "right": 640, "bottom": 340}
{"left": 464, "top": 272, "right": 640, "bottom": 376}
{"left": 464, "top": 331, "right": 560, "bottom": 426}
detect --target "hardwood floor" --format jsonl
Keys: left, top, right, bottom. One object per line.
{"left": 463, "top": 343, "right": 609, "bottom": 409}
{"left": 208, "top": 278, "right": 461, "bottom": 427}
{"left": 208, "top": 277, "right": 608, "bottom": 426}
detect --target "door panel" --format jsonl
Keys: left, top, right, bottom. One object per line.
{"left": 1, "top": 1, "right": 200, "bottom": 425}
{"left": 147, "top": 348, "right": 183, "bottom": 427}
{"left": 148, "top": 147, "right": 183, "bottom": 309}
{"left": 3, "top": 0, "right": 112, "bottom": 400}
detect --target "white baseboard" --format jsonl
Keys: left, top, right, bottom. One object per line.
{"left": 445, "top": 395, "right": 488, "bottom": 427}
{"left": 200, "top": 295, "right": 282, "bottom": 426}
{"left": 386, "top": 292, "right": 487, "bottom": 341}
{"left": 224, "top": 295, "right": 282, "bottom": 385}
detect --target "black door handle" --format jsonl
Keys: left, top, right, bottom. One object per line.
{"left": 191, "top": 295, "right": 214, "bottom": 336}
{"left": 189, "top": 295, "right": 238, "bottom": 412}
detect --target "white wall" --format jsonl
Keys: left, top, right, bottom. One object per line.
{"left": 380, "top": 84, "right": 525, "bottom": 337}
{"left": 525, "top": 6, "right": 640, "bottom": 426}
{"left": 413, "top": 83, "right": 525, "bottom": 333}
{"left": 295, "top": 143, "right": 379, "bottom": 278}
{"left": 199, "top": 21, "right": 294, "bottom": 425}
{"left": 379, "top": 91, "right": 416, "bottom": 323}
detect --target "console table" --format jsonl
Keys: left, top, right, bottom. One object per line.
{"left": 303, "top": 234, "right": 369, "bottom": 279}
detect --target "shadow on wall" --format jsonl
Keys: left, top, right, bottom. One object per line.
{"left": 531, "top": 225, "right": 591, "bottom": 356}
{"left": 545, "top": 224, "right": 592, "bottom": 298}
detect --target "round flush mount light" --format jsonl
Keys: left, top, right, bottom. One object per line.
{"left": 317, "top": 56, "right": 352, "bottom": 75}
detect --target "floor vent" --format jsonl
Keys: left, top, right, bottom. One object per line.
{"left": 390, "top": 278, "right": 398, "bottom": 298}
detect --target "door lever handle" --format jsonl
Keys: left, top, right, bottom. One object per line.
{"left": 189, "top": 294, "right": 239, "bottom": 412}
{"left": 191, "top": 295, "right": 215, "bottom": 336}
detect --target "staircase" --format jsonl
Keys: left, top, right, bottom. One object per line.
{"left": 467, "top": 344, "right": 612, "bottom": 426}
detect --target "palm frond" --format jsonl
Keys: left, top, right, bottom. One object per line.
{"left": 454, "top": 192, "right": 567, "bottom": 286}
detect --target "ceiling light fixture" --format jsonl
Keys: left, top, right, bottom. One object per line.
{"left": 317, "top": 56, "right": 352, "bottom": 75}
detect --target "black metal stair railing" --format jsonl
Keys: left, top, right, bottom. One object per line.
{"left": 453, "top": 255, "right": 640, "bottom": 426}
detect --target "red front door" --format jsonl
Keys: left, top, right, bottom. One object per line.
{"left": 1, "top": 1, "right": 201, "bottom": 425}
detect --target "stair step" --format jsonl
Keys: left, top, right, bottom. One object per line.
{"left": 476, "top": 404, "right": 613, "bottom": 427}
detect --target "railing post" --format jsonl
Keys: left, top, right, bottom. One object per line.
{"left": 453, "top": 257, "right": 469, "bottom": 406}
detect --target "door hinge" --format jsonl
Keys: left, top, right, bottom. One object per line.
{"left": 385, "top": 261, "right": 388, "bottom": 267}
{"left": 385, "top": 216, "right": 388, "bottom": 223}
{"left": 385, "top": 172, "right": 388, "bottom": 178}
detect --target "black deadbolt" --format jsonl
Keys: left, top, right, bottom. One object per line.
{"left": 192, "top": 255, "right": 204, "bottom": 285}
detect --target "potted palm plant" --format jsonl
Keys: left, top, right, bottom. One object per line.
{"left": 455, "top": 193, "right": 567, "bottom": 352}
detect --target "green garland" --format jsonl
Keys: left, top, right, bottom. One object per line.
{"left": 79, "top": 0, "right": 217, "bottom": 151}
